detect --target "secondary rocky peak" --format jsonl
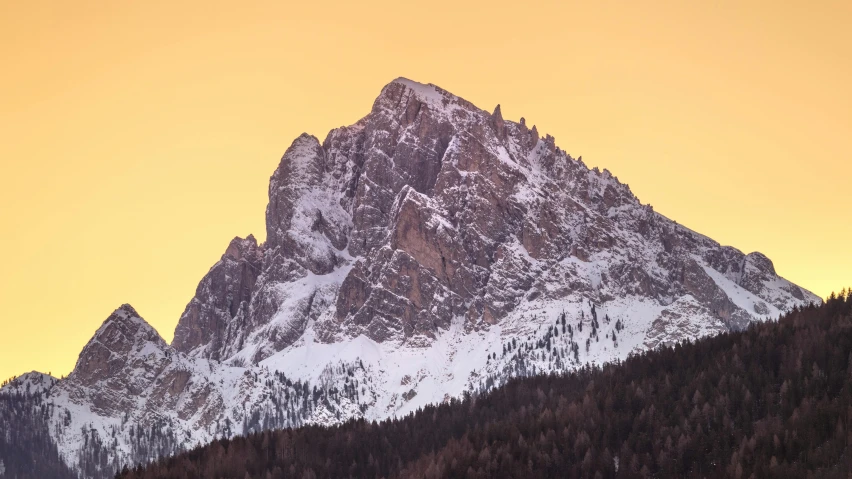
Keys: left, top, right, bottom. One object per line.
{"left": 90, "top": 304, "right": 163, "bottom": 348}
{"left": 265, "top": 132, "right": 348, "bottom": 271}
{"left": 65, "top": 305, "right": 169, "bottom": 393}
{"left": 172, "top": 235, "right": 263, "bottom": 360}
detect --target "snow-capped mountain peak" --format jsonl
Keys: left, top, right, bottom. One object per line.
{"left": 3, "top": 78, "right": 820, "bottom": 478}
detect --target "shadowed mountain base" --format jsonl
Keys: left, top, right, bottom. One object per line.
{"left": 120, "top": 292, "right": 852, "bottom": 479}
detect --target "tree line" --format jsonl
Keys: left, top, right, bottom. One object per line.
{"left": 118, "top": 290, "right": 852, "bottom": 478}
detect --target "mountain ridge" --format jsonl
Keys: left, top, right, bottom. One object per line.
{"left": 0, "top": 77, "right": 819, "bottom": 478}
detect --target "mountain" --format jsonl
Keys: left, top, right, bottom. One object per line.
{"left": 120, "top": 293, "right": 852, "bottom": 479}
{"left": 0, "top": 78, "right": 819, "bottom": 478}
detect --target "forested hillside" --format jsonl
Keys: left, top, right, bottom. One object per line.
{"left": 121, "top": 291, "right": 852, "bottom": 478}
{"left": 0, "top": 390, "right": 76, "bottom": 479}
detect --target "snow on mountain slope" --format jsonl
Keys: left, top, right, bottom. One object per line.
{"left": 0, "top": 371, "right": 58, "bottom": 397}
{"left": 1, "top": 78, "right": 820, "bottom": 478}
{"left": 20, "top": 305, "right": 380, "bottom": 478}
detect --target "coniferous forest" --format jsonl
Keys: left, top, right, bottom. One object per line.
{"left": 0, "top": 390, "right": 77, "bottom": 478}
{"left": 115, "top": 290, "right": 852, "bottom": 478}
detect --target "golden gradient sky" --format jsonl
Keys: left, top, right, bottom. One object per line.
{"left": 1, "top": 1, "right": 850, "bottom": 381}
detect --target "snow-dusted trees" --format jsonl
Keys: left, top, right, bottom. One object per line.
{"left": 120, "top": 292, "right": 852, "bottom": 479}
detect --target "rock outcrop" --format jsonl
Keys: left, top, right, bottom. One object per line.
{"left": 172, "top": 236, "right": 263, "bottom": 360}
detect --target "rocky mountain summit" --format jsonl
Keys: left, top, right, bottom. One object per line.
{"left": 1, "top": 78, "right": 819, "bottom": 478}
{"left": 174, "top": 78, "right": 815, "bottom": 362}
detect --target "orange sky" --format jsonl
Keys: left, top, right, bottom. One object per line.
{"left": 1, "top": 0, "right": 850, "bottom": 382}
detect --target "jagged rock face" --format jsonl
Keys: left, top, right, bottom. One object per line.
{"left": 247, "top": 135, "right": 352, "bottom": 357}
{"left": 172, "top": 236, "right": 262, "bottom": 360}
{"left": 59, "top": 306, "right": 220, "bottom": 424}
{"left": 171, "top": 77, "right": 818, "bottom": 363}
{"left": 264, "top": 134, "right": 350, "bottom": 270}
{"left": 59, "top": 305, "right": 174, "bottom": 414}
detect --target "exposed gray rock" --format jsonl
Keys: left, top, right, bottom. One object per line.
{"left": 173, "top": 77, "right": 817, "bottom": 361}
{"left": 172, "top": 236, "right": 262, "bottom": 360}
